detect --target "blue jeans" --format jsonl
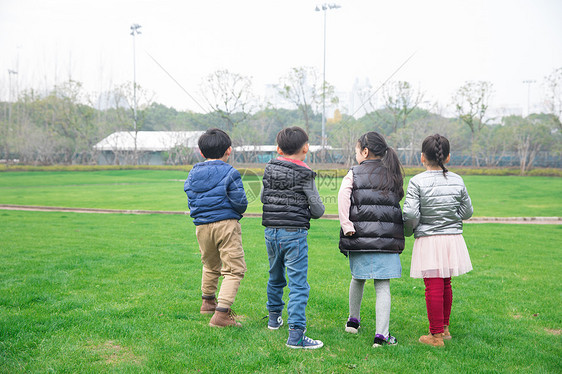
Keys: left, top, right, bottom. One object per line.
{"left": 265, "top": 227, "right": 310, "bottom": 330}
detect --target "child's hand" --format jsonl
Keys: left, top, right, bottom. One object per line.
{"left": 345, "top": 231, "right": 355, "bottom": 236}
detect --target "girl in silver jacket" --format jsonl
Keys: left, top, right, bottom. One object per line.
{"left": 403, "top": 134, "right": 473, "bottom": 347}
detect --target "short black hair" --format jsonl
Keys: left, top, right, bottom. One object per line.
{"left": 276, "top": 126, "right": 308, "bottom": 155}
{"left": 198, "top": 128, "right": 232, "bottom": 159}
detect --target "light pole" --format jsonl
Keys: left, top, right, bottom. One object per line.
{"left": 130, "top": 24, "right": 142, "bottom": 132}
{"left": 7, "top": 69, "right": 17, "bottom": 123}
{"left": 315, "top": 3, "right": 340, "bottom": 161}
{"left": 8, "top": 69, "right": 17, "bottom": 100}
{"left": 6, "top": 69, "right": 17, "bottom": 162}
{"left": 522, "top": 80, "right": 536, "bottom": 117}
{"left": 130, "top": 23, "right": 141, "bottom": 164}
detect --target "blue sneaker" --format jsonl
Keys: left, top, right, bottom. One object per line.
{"left": 286, "top": 328, "right": 324, "bottom": 349}
{"left": 373, "top": 333, "right": 398, "bottom": 347}
{"left": 268, "top": 311, "right": 283, "bottom": 330}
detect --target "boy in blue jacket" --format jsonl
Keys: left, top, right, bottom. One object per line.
{"left": 184, "top": 128, "right": 248, "bottom": 327}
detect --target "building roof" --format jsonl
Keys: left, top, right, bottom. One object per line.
{"left": 94, "top": 131, "right": 338, "bottom": 153}
{"left": 94, "top": 131, "right": 205, "bottom": 152}
{"left": 233, "top": 145, "right": 335, "bottom": 153}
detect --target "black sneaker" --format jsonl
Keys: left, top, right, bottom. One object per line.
{"left": 373, "top": 334, "right": 397, "bottom": 347}
{"left": 345, "top": 317, "right": 360, "bottom": 334}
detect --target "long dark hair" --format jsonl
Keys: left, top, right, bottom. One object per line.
{"left": 357, "top": 132, "right": 404, "bottom": 199}
{"left": 421, "top": 134, "right": 450, "bottom": 176}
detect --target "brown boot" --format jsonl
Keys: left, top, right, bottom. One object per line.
{"left": 200, "top": 296, "right": 217, "bottom": 314}
{"left": 443, "top": 326, "right": 452, "bottom": 340}
{"left": 209, "top": 307, "right": 241, "bottom": 327}
{"left": 419, "top": 333, "right": 445, "bottom": 347}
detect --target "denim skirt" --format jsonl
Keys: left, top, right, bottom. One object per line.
{"left": 349, "top": 252, "right": 402, "bottom": 280}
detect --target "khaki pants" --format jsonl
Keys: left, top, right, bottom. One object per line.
{"left": 196, "top": 219, "right": 246, "bottom": 309}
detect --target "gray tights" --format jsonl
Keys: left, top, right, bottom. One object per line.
{"left": 349, "top": 277, "right": 391, "bottom": 337}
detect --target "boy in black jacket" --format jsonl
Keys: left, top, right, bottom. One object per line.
{"left": 261, "top": 127, "right": 325, "bottom": 349}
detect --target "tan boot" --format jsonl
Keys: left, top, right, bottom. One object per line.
{"left": 209, "top": 308, "right": 241, "bottom": 327}
{"left": 200, "top": 296, "right": 217, "bottom": 314}
{"left": 443, "top": 326, "right": 452, "bottom": 340}
{"left": 419, "top": 333, "right": 445, "bottom": 347}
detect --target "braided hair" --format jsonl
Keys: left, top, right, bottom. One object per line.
{"left": 357, "top": 132, "right": 404, "bottom": 199}
{"left": 421, "top": 134, "right": 450, "bottom": 176}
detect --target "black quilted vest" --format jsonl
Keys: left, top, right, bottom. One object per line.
{"left": 261, "top": 159, "right": 315, "bottom": 229}
{"left": 339, "top": 160, "right": 405, "bottom": 254}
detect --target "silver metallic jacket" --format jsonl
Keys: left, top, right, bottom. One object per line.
{"left": 403, "top": 170, "right": 473, "bottom": 238}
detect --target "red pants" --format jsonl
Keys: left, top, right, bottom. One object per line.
{"left": 423, "top": 277, "right": 452, "bottom": 334}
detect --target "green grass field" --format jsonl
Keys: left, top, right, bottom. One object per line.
{"left": 1, "top": 171, "right": 561, "bottom": 372}
{"left": 0, "top": 211, "right": 561, "bottom": 373}
{"left": 1, "top": 170, "right": 561, "bottom": 217}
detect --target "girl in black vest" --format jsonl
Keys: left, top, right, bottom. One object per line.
{"left": 338, "top": 131, "right": 405, "bottom": 347}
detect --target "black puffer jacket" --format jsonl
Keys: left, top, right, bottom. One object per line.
{"left": 339, "top": 160, "right": 405, "bottom": 254}
{"left": 261, "top": 159, "right": 316, "bottom": 229}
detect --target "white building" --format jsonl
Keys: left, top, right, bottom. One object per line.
{"left": 93, "top": 131, "right": 204, "bottom": 165}
{"left": 94, "top": 131, "right": 342, "bottom": 165}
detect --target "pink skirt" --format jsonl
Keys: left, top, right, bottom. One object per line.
{"left": 410, "top": 234, "right": 473, "bottom": 278}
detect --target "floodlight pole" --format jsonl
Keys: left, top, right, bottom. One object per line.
{"left": 130, "top": 24, "right": 142, "bottom": 132}
{"left": 130, "top": 23, "right": 142, "bottom": 164}
{"left": 315, "top": 4, "right": 340, "bottom": 162}
{"left": 6, "top": 69, "right": 18, "bottom": 161}
{"left": 7, "top": 69, "right": 17, "bottom": 126}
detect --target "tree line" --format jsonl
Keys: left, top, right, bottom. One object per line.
{"left": 0, "top": 67, "right": 560, "bottom": 174}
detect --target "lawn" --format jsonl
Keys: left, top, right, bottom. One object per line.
{"left": 1, "top": 170, "right": 561, "bottom": 217}
{"left": 0, "top": 211, "right": 561, "bottom": 373}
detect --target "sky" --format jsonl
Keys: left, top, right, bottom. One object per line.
{"left": 1, "top": 0, "right": 561, "bottom": 116}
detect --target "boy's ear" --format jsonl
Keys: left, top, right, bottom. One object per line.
{"left": 200, "top": 150, "right": 205, "bottom": 158}
{"left": 276, "top": 146, "right": 284, "bottom": 156}
{"left": 302, "top": 143, "right": 309, "bottom": 154}
{"left": 223, "top": 146, "right": 232, "bottom": 157}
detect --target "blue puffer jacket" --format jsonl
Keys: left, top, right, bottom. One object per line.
{"left": 184, "top": 160, "right": 248, "bottom": 225}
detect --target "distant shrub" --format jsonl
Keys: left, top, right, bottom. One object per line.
{"left": 0, "top": 164, "right": 560, "bottom": 177}
{"left": 0, "top": 164, "right": 193, "bottom": 172}
{"left": 526, "top": 168, "right": 562, "bottom": 177}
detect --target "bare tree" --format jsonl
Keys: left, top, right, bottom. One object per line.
{"left": 277, "top": 66, "right": 336, "bottom": 136}
{"left": 476, "top": 125, "right": 509, "bottom": 167}
{"left": 381, "top": 81, "right": 424, "bottom": 134}
{"left": 327, "top": 121, "right": 362, "bottom": 167}
{"left": 200, "top": 69, "right": 254, "bottom": 132}
{"left": 544, "top": 67, "right": 562, "bottom": 130}
{"left": 503, "top": 115, "right": 554, "bottom": 175}
{"left": 453, "top": 81, "right": 494, "bottom": 166}
{"left": 390, "top": 119, "right": 427, "bottom": 166}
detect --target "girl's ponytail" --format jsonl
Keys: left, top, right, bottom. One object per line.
{"left": 382, "top": 145, "right": 405, "bottom": 199}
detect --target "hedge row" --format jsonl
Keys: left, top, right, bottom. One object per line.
{"left": 1, "top": 164, "right": 561, "bottom": 177}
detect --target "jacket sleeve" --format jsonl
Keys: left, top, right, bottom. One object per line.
{"left": 227, "top": 169, "right": 248, "bottom": 215}
{"left": 303, "top": 178, "right": 325, "bottom": 219}
{"left": 402, "top": 178, "right": 420, "bottom": 237}
{"left": 184, "top": 173, "right": 193, "bottom": 210}
{"left": 457, "top": 184, "right": 473, "bottom": 220}
{"left": 337, "top": 170, "right": 355, "bottom": 235}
